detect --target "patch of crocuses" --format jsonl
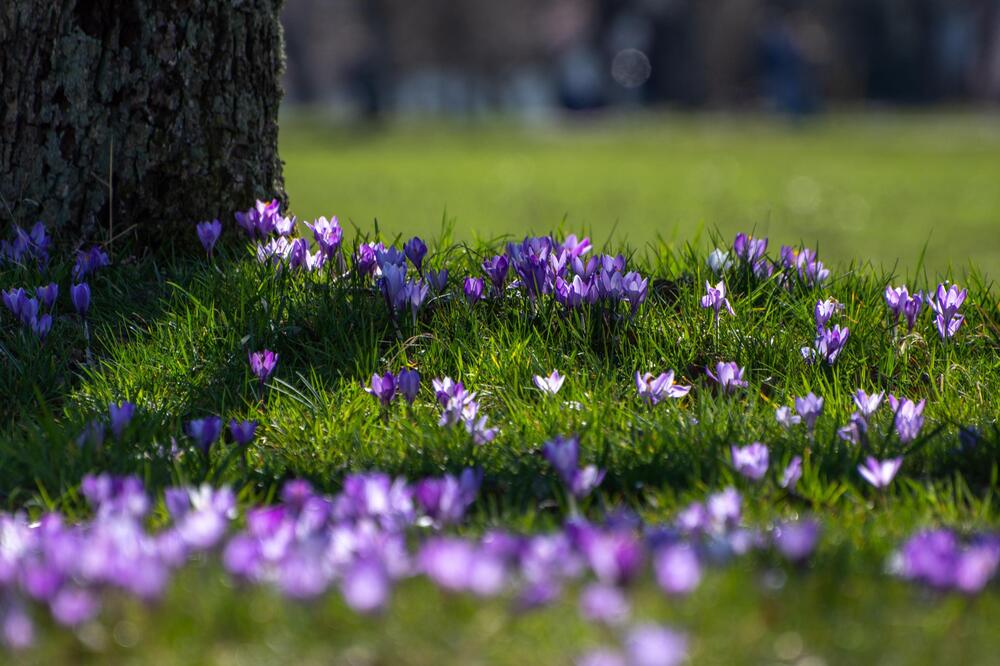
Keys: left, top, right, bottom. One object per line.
{"left": 4, "top": 214, "right": 995, "bottom": 653}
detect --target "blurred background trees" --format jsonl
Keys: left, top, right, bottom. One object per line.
{"left": 280, "top": 0, "right": 1000, "bottom": 118}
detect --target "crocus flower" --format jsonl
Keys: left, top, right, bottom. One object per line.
{"left": 341, "top": 559, "right": 390, "bottom": 614}
{"left": 733, "top": 232, "right": 768, "bottom": 263}
{"left": 622, "top": 271, "right": 648, "bottom": 315}
{"left": 929, "top": 283, "right": 967, "bottom": 340}
{"left": 885, "top": 284, "right": 925, "bottom": 331}
{"left": 707, "top": 487, "right": 742, "bottom": 530}
{"left": 35, "top": 283, "right": 58, "bottom": 309}
{"left": 403, "top": 280, "right": 429, "bottom": 320}
{"left": 228, "top": 419, "right": 257, "bottom": 446}
{"left": 635, "top": 371, "right": 691, "bottom": 405}
{"left": 774, "top": 519, "right": 820, "bottom": 562}
{"left": 837, "top": 412, "right": 868, "bottom": 445}
{"left": 774, "top": 406, "right": 801, "bottom": 429}
{"left": 29, "top": 314, "right": 52, "bottom": 341}
{"left": 248, "top": 349, "right": 278, "bottom": 384}
{"left": 854, "top": 389, "right": 884, "bottom": 418}
{"left": 578, "top": 583, "right": 630, "bottom": 626}
{"left": 533, "top": 370, "right": 565, "bottom": 395}
{"left": 70, "top": 282, "right": 90, "bottom": 316}
{"left": 700, "top": 280, "right": 734, "bottom": 322}
{"left": 888, "top": 395, "right": 925, "bottom": 443}
{"left": 731, "top": 442, "right": 769, "bottom": 481}
{"left": 805, "top": 325, "right": 849, "bottom": 364}
{"left": 426, "top": 268, "right": 448, "bottom": 293}
{"left": 72, "top": 246, "right": 110, "bottom": 279}
{"left": 814, "top": 297, "right": 843, "bottom": 330}
{"left": 366, "top": 372, "right": 396, "bottom": 406}
{"left": 397, "top": 369, "right": 420, "bottom": 404}
{"left": 482, "top": 255, "right": 510, "bottom": 295}
{"left": 624, "top": 624, "right": 688, "bottom": 666}
{"left": 403, "top": 236, "right": 427, "bottom": 274}
{"left": 705, "top": 361, "right": 747, "bottom": 393}
{"left": 196, "top": 219, "right": 222, "bottom": 256}
{"left": 305, "top": 216, "right": 343, "bottom": 258}
{"left": 542, "top": 435, "right": 605, "bottom": 498}
{"left": 109, "top": 401, "right": 136, "bottom": 439}
{"left": 858, "top": 456, "right": 903, "bottom": 489}
{"left": 780, "top": 455, "right": 803, "bottom": 490}
{"left": 653, "top": 544, "right": 702, "bottom": 596}
{"left": 463, "top": 277, "right": 484, "bottom": 305}
{"left": 1, "top": 287, "right": 27, "bottom": 318}
{"left": 707, "top": 249, "right": 733, "bottom": 273}
{"left": 794, "top": 392, "right": 824, "bottom": 432}
{"left": 186, "top": 416, "right": 223, "bottom": 454}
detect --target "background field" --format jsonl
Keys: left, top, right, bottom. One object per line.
{"left": 283, "top": 112, "right": 1000, "bottom": 277}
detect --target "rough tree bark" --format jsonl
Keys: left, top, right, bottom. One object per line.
{"left": 0, "top": 1, "right": 287, "bottom": 249}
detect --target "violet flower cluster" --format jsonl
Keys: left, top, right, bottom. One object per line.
{"left": 0, "top": 223, "right": 51, "bottom": 268}
{"left": 432, "top": 377, "right": 498, "bottom": 445}
{"left": 802, "top": 297, "right": 849, "bottom": 365}
{"left": 893, "top": 529, "right": 1000, "bottom": 594}
{"left": 466, "top": 235, "right": 649, "bottom": 315}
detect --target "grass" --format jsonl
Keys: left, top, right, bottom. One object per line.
{"left": 1, "top": 114, "right": 1000, "bottom": 663}
{"left": 282, "top": 112, "right": 1000, "bottom": 277}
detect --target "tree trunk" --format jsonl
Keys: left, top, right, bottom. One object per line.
{"left": 0, "top": 1, "right": 287, "bottom": 249}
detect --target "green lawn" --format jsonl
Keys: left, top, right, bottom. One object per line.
{"left": 1, "top": 114, "right": 999, "bottom": 663}
{"left": 282, "top": 112, "right": 1000, "bottom": 277}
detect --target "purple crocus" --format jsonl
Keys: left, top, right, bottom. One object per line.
{"left": 858, "top": 456, "right": 903, "bottom": 489}
{"left": 929, "top": 283, "right": 967, "bottom": 340}
{"left": 705, "top": 361, "right": 748, "bottom": 394}
{"left": 248, "top": 349, "right": 278, "bottom": 384}
{"left": 888, "top": 395, "right": 925, "bottom": 443}
{"left": 624, "top": 624, "right": 688, "bottom": 666}
{"left": 854, "top": 389, "right": 884, "bottom": 418}
{"left": 463, "top": 277, "right": 484, "bottom": 305}
{"left": 196, "top": 219, "right": 222, "bottom": 256}
{"left": 700, "top": 280, "right": 734, "bottom": 322}
{"left": 805, "top": 325, "right": 849, "bottom": 365}
{"left": 653, "top": 544, "right": 702, "bottom": 596}
{"left": 794, "top": 392, "right": 824, "bottom": 433}
{"left": 885, "top": 284, "right": 925, "bottom": 331}
{"left": 733, "top": 232, "right": 768, "bottom": 263}
{"left": 397, "top": 369, "right": 420, "bottom": 404}
{"left": 578, "top": 583, "right": 630, "bottom": 626}
{"left": 482, "top": 255, "right": 510, "bottom": 295}
{"left": 542, "top": 435, "right": 605, "bottom": 499}
{"left": 635, "top": 371, "right": 691, "bottom": 405}
{"left": 70, "top": 282, "right": 90, "bottom": 316}
{"left": 621, "top": 271, "right": 648, "bottom": 315}
{"left": 780, "top": 455, "right": 803, "bottom": 490}
{"left": 108, "top": 401, "right": 136, "bottom": 440}
{"left": 774, "top": 519, "right": 820, "bottom": 562}
{"left": 228, "top": 419, "right": 257, "bottom": 446}
{"left": 403, "top": 237, "right": 427, "bottom": 274}
{"left": 341, "top": 558, "right": 391, "bottom": 614}
{"left": 35, "top": 283, "right": 58, "bottom": 309}
{"left": 72, "top": 246, "right": 110, "bottom": 280}
{"left": 186, "top": 416, "right": 223, "bottom": 454}
{"left": 426, "top": 268, "right": 449, "bottom": 293}
{"left": 775, "top": 406, "right": 801, "bottom": 429}
{"left": 366, "top": 372, "right": 396, "bottom": 406}
{"left": 814, "top": 297, "right": 843, "bottom": 330}
{"left": 305, "top": 216, "right": 343, "bottom": 258}
{"left": 731, "top": 442, "right": 769, "bottom": 481}
{"left": 29, "top": 314, "right": 52, "bottom": 341}
{"left": 1, "top": 287, "right": 27, "bottom": 318}
{"left": 533, "top": 370, "right": 565, "bottom": 395}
